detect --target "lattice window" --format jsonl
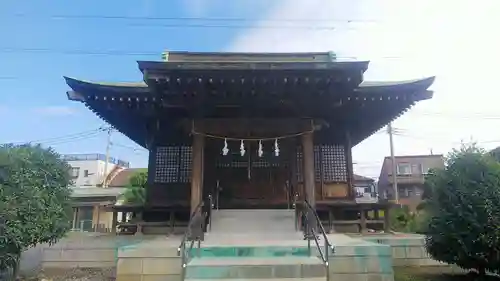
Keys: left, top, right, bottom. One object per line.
{"left": 296, "top": 144, "right": 348, "bottom": 183}
{"left": 322, "top": 145, "right": 347, "bottom": 182}
{"left": 231, "top": 152, "right": 248, "bottom": 168}
{"left": 154, "top": 146, "right": 192, "bottom": 183}
{"left": 314, "top": 145, "right": 321, "bottom": 181}
{"left": 296, "top": 146, "right": 303, "bottom": 182}
{"left": 252, "top": 155, "right": 270, "bottom": 168}
{"left": 179, "top": 146, "right": 193, "bottom": 183}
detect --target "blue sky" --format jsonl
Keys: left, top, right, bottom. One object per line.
{"left": 0, "top": 0, "right": 274, "bottom": 167}
{"left": 2, "top": 0, "right": 500, "bottom": 178}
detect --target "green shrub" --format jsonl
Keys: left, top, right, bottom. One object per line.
{"left": 424, "top": 144, "right": 500, "bottom": 275}
{"left": 0, "top": 144, "right": 72, "bottom": 275}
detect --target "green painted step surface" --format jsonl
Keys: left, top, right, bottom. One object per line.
{"left": 186, "top": 277, "right": 326, "bottom": 281}
{"left": 186, "top": 256, "right": 326, "bottom": 279}
{"left": 190, "top": 246, "right": 318, "bottom": 257}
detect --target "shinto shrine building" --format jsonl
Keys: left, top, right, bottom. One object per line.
{"left": 64, "top": 52, "right": 434, "bottom": 233}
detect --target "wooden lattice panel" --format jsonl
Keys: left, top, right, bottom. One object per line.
{"left": 154, "top": 146, "right": 192, "bottom": 183}
{"left": 296, "top": 144, "right": 348, "bottom": 183}
{"left": 296, "top": 146, "right": 303, "bottom": 182}
{"left": 252, "top": 155, "right": 270, "bottom": 168}
{"left": 179, "top": 146, "right": 193, "bottom": 183}
{"left": 322, "top": 145, "right": 347, "bottom": 182}
{"left": 314, "top": 145, "right": 321, "bottom": 181}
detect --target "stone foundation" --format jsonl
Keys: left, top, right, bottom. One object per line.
{"left": 115, "top": 234, "right": 394, "bottom": 281}
{"left": 362, "top": 234, "right": 448, "bottom": 267}
{"left": 116, "top": 237, "right": 182, "bottom": 281}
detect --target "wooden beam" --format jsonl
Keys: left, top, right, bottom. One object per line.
{"left": 359, "top": 206, "right": 367, "bottom": 234}
{"left": 111, "top": 211, "right": 118, "bottom": 234}
{"left": 345, "top": 130, "right": 354, "bottom": 200}
{"left": 190, "top": 133, "right": 205, "bottom": 214}
{"left": 302, "top": 131, "right": 317, "bottom": 235}
{"left": 302, "top": 132, "right": 315, "bottom": 207}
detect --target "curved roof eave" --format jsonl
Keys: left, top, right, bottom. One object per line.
{"left": 357, "top": 76, "right": 435, "bottom": 93}
{"left": 64, "top": 77, "right": 149, "bottom": 98}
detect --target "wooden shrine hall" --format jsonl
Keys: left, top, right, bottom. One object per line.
{"left": 64, "top": 51, "right": 434, "bottom": 234}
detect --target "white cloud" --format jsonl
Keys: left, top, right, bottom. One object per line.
{"left": 227, "top": 0, "right": 500, "bottom": 177}
{"left": 34, "top": 106, "right": 78, "bottom": 116}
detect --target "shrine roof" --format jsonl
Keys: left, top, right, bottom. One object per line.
{"left": 63, "top": 52, "right": 435, "bottom": 148}
{"left": 64, "top": 76, "right": 435, "bottom": 101}
{"left": 137, "top": 60, "right": 370, "bottom": 72}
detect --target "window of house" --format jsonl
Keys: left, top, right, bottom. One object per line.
{"left": 397, "top": 163, "right": 411, "bottom": 175}
{"left": 415, "top": 186, "right": 422, "bottom": 196}
{"left": 70, "top": 167, "right": 80, "bottom": 178}
{"left": 407, "top": 187, "right": 414, "bottom": 197}
{"left": 411, "top": 163, "right": 423, "bottom": 174}
{"left": 422, "top": 165, "right": 430, "bottom": 174}
{"left": 84, "top": 170, "right": 89, "bottom": 177}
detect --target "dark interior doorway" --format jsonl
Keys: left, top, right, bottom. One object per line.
{"left": 204, "top": 140, "right": 293, "bottom": 209}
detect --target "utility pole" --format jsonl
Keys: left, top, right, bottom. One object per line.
{"left": 387, "top": 123, "right": 399, "bottom": 204}
{"left": 103, "top": 127, "right": 112, "bottom": 188}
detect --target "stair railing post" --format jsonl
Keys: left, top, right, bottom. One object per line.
{"left": 208, "top": 194, "right": 213, "bottom": 232}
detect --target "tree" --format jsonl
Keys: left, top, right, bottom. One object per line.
{"left": 424, "top": 144, "right": 500, "bottom": 275}
{"left": 0, "top": 144, "right": 72, "bottom": 276}
{"left": 121, "top": 169, "right": 147, "bottom": 204}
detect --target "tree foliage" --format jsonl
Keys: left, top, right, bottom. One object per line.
{"left": 121, "top": 169, "right": 147, "bottom": 204}
{"left": 424, "top": 144, "right": 500, "bottom": 274}
{"left": 0, "top": 144, "right": 72, "bottom": 272}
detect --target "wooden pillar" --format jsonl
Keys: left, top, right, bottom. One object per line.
{"left": 302, "top": 132, "right": 316, "bottom": 235}
{"left": 345, "top": 131, "right": 354, "bottom": 200}
{"left": 191, "top": 134, "right": 205, "bottom": 215}
{"left": 169, "top": 211, "right": 175, "bottom": 234}
{"left": 384, "top": 206, "right": 391, "bottom": 233}
{"left": 328, "top": 209, "right": 333, "bottom": 233}
{"left": 111, "top": 211, "right": 118, "bottom": 234}
{"left": 72, "top": 207, "right": 78, "bottom": 229}
{"left": 94, "top": 205, "right": 100, "bottom": 232}
{"left": 359, "top": 206, "right": 367, "bottom": 234}
{"left": 302, "top": 132, "right": 315, "bottom": 206}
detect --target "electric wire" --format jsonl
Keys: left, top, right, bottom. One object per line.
{"left": 8, "top": 13, "right": 383, "bottom": 23}
{"left": 2, "top": 126, "right": 109, "bottom": 146}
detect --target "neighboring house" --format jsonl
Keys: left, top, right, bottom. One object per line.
{"left": 378, "top": 154, "right": 444, "bottom": 210}
{"left": 353, "top": 174, "right": 378, "bottom": 203}
{"left": 62, "top": 153, "right": 130, "bottom": 187}
{"left": 64, "top": 153, "right": 141, "bottom": 232}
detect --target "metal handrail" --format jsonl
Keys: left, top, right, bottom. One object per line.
{"left": 177, "top": 194, "right": 212, "bottom": 280}
{"left": 301, "top": 198, "right": 335, "bottom": 281}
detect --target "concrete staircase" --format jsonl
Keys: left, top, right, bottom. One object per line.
{"left": 209, "top": 209, "right": 297, "bottom": 233}
{"left": 185, "top": 209, "right": 327, "bottom": 281}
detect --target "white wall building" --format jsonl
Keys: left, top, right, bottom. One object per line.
{"left": 62, "top": 153, "right": 130, "bottom": 187}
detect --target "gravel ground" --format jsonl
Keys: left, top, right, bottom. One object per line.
{"left": 18, "top": 268, "right": 115, "bottom": 281}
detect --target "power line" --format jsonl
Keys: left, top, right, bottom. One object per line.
{"left": 3, "top": 126, "right": 108, "bottom": 146}
{"left": 9, "top": 13, "right": 382, "bottom": 24}
{"left": 2, "top": 13, "right": 391, "bottom": 31}
{"left": 111, "top": 142, "right": 147, "bottom": 153}
{"left": 0, "top": 47, "right": 406, "bottom": 60}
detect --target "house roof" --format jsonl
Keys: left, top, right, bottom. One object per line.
{"left": 353, "top": 174, "right": 374, "bottom": 182}
{"left": 383, "top": 154, "right": 444, "bottom": 160}
{"left": 71, "top": 187, "right": 125, "bottom": 198}
{"left": 108, "top": 168, "right": 145, "bottom": 187}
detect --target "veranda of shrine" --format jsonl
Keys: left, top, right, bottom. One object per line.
{"left": 65, "top": 51, "right": 434, "bottom": 234}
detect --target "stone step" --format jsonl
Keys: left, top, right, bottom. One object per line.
{"left": 191, "top": 246, "right": 312, "bottom": 258}
{"left": 185, "top": 277, "right": 327, "bottom": 281}
{"left": 185, "top": 256, "right": 326, "bottom": 279}
{"left": 210, "top": 209, "right": 297, "bottom": 234}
